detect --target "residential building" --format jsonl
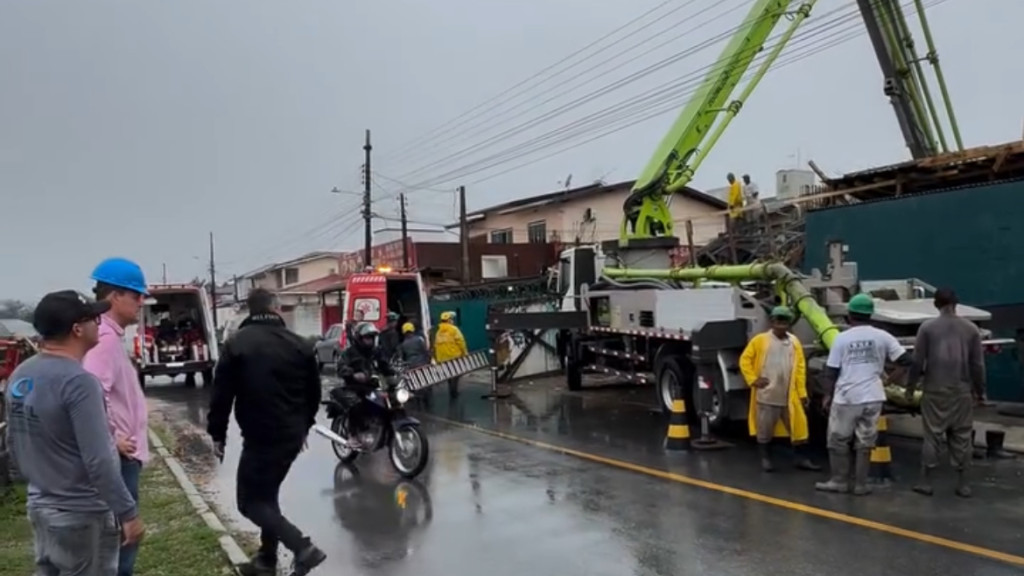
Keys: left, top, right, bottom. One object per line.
{"left": 234, "top": 251, "right": 342, "bottom": 301}
{"left": 317, "top": 238, "right": 557, "bottom": 333}
{"left": 453, "top": 179, "right": 728, "bottom": 247}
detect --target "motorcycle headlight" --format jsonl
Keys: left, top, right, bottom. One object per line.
{"left": 395, "top": 388, "right": 411, "bottom": 405}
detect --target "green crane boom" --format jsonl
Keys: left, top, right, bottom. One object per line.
{"left": 621, "top": 0, "right": 817, "bottom": 245}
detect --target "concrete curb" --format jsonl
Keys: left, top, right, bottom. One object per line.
{"left": 147, "top": 428, "right": 249, "bottom": 568}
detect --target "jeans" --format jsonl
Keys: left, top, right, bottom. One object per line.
{"left": 118, "top": 457, "right": 142, "bottom": 576}
{"left": 237, "top": 440, "right": 310, "bottom": 562}
{"left": 29, "top": 507, "right": 120, "bottom": 576}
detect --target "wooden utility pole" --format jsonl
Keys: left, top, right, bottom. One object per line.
{"left": 399, "top": 193, "right": 410, "bottom": 269}
{"left": 458, "top": 185, "right": 470, "bottom": 282}
{"left": 362, "top": 129, "right": 373, "bottom": 268}
{"left": 162, "top": 263, "right": 167, "bottom": 284}
{"left": 208, "top": 231, "right": 218, "bottom": 328}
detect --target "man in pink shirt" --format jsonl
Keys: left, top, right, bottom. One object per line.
{"left": 83, "top": 257, "right": 150, "bottom": 576}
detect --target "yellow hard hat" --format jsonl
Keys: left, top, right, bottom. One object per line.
{"left": 401, "top": 322, "right": 415, "bottom": 334}
{"left": 440, "top": 311, "right": 455, "bottom": 321}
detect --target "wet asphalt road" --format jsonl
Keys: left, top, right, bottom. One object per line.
{"left": 146, "top": 375, "right": 1024, "bottom": 576}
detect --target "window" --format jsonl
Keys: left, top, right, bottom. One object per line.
{"left": 283, "top": 267, "right": 299, "bottom": 285}
{"left": 490, "top": 228, "right": 513, "bottom": 244}
{"left": 527, "top": 220, "right": 546, "bottom": 244}
{"left": 352, "top": 297, "right": 381, "bottom": 322}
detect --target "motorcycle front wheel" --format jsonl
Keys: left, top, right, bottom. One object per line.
{"left": 330, "top": 416, "right": 359, "bottom": 463}
{"left": 389, "top": 424, "right": 429, "bottom": 479}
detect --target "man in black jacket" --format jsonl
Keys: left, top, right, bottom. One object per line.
{"left": 207, "top": 288, "right": 326, "bottom": 576}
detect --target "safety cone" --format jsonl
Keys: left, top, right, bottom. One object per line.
{"left": 665, "top": 399, "right": 691, "bottom": 451}
{"left": 869, "top": 415, "right": 894, "bottom": 485}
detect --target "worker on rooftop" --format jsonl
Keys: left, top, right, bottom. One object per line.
{"left": 726, "top": 172, "right": 743, "bottom": 219}
{"left": 739, "top": 305, "right": 819, "bottom": 472}
{"left": 906, "top": 288, "right": 985, "bottom": 498}
{"left": 816, "top": 294, "right": 912, "bottom": 496}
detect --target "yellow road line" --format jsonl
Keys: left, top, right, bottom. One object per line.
{"left": 429, "top": 415, "right": 1024, "bottom": 568}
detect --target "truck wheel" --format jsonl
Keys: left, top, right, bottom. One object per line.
{"left": 202, "top": 369, "right": 214, "bottom": 387}
{"left": 656, "top": 357, "right": 691, "bottom": 416}
{"left": 137, "top": 371, "right": 146, "bottom": 389}
{"left": 184, "top": 373, "right": 197, "bottom": 388}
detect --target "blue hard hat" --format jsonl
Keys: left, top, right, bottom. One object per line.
{"left": 90, "top": 258, "right": 149, "bottom": 295}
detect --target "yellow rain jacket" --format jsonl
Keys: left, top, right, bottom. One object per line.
{"left": 738, "top": 331, "right": 809, "bottom": 442}
{"left": 434, "top": 322, "right": 468, "bottom": 363}
{"left": 727, "top": 180, "right": 743, "bottom": 219}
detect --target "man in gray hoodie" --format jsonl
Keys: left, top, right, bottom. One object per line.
{"left": 5, "top": 290, "right": 144, "bottom": 575}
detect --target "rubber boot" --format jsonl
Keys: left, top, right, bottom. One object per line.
{"left": 986, "top": 430, "right": 1014, "bottom": 459}
{"left": 912, "top": 466, "right": 934, "bottom": 496}
{"left": 759, "top": 443, "right": 774, "bottom": 472}
{"left": 954, "top": 469, "right": 972, "bottom": 498}
{"left": 852, "top": 449, "right": 873, "bottom": 496}
{"left": 814, "top": 450, "right": 850, "bottom": 493}
{"left": 793, "top": 444, "right": 822, "bottom": 471}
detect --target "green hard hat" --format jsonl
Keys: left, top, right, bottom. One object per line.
{"left": 770, "top": 305, "right": 794, "bottom": 320}
{"left": 847, "top": 293, "right": 875, "bottom": 315}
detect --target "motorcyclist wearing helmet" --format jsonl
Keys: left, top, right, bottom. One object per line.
{"left": 379, "top": 312, "right": 401, "bottom": 362}
{"left": 336, "top": 322, "right": 395, "bottom": 447}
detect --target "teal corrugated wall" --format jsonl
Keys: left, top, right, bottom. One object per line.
{"left": 804, "top": 179, "right": 1024, "bottom": 401}
{"left": 804, "top": 179, "right": 1024, "bottom": 307}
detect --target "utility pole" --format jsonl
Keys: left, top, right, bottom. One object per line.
{"left": 458, "top": 185, "right": 470, "bottom": 283}
{"left": 162, "top": 263, "right": 167, "bottom": 284}
{"left": 362, "top": 129, "right": 373, "bottom": 269}
{"left": 399, "top": 193, "right": 410, "bottom": 269}
{"left": 208, "top": 231, "right": 218, "bottom": 329}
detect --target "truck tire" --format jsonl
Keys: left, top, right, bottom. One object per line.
{"left": 137, "top": 371, "right": 146, "bottom": 389}
{"left": 202, "top": 368, "right": 214, "bottom": 387}
{"left": 184, "top": 373, "right": 197, "bottom": 388}
{"left": 656, "top": 357, "right": 694, "bottom": 419}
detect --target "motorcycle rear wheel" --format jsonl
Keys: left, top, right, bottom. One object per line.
{"left": 330, "top": 416, "right": 359, "bottom": 463}
{"left": 389, "top": 424, "right": 429, "bottom": 479}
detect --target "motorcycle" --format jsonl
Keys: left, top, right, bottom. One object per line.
{"left": 316, "top": 374, "right": 430, "bottom": 479}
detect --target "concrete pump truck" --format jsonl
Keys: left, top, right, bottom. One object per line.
{"left": 488, "top": 0, "right": 1013, "bottom": 428}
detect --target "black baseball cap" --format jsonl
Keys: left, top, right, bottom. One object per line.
{"left": 33, "top": 290, "right": 112, "bottom": 340}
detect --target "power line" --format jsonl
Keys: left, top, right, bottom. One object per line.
{"left": 390, "top": 1, "right": 852, "bottom": 186}
{"left": 396, "top": 0, "right": 941, "bottom": 191}
{"left": 376, "top": 0, "right": 684, "bottom": 164}
{"left": 382, "top": 0, "right": 721, "bottom": 170}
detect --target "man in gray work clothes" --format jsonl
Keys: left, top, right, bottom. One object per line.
{"left": 5, "top": 290, "right": 145, "bottom": 575}
{"left": 906, "top": 288, "right": 985, "bottom": 498}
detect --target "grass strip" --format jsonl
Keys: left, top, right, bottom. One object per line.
{"left": 0, "top": 451, "right": 235, "bottom": 575}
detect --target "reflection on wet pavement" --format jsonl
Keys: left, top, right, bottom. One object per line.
{"left": 146, "top": 376, "right": 1024, "bottom": 575}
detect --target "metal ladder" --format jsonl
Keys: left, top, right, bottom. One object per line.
{"left": 401, "top": 351, "right": 491, "bottom": 392}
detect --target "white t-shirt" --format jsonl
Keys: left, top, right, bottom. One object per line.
{"left": 826, "top": 325, "right": 906, "bottom": 405}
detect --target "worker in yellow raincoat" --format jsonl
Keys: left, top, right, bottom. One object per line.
{"left": 726, "top": 172, "right": 743, "bottom": 219}
{"left": 433, "top": 311, "right": 468, "bottom": 399}
{"left": 739, "top": 306, "right": 820, "bottom": 473}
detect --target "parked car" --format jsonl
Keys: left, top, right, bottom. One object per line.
{"left": 315, "top": 323, "right": 346, "bottom": 371}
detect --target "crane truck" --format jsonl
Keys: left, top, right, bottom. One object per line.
{"left": 487, "top": 0, "right": 1013, "bottom": 427}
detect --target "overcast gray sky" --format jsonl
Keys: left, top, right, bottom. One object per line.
{"left": 2, "top": 0, "right": 1020, "bottom": 300}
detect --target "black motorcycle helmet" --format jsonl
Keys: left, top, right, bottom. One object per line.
{"left": 354, "top": 322, "right": 379, "bottom": 350}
